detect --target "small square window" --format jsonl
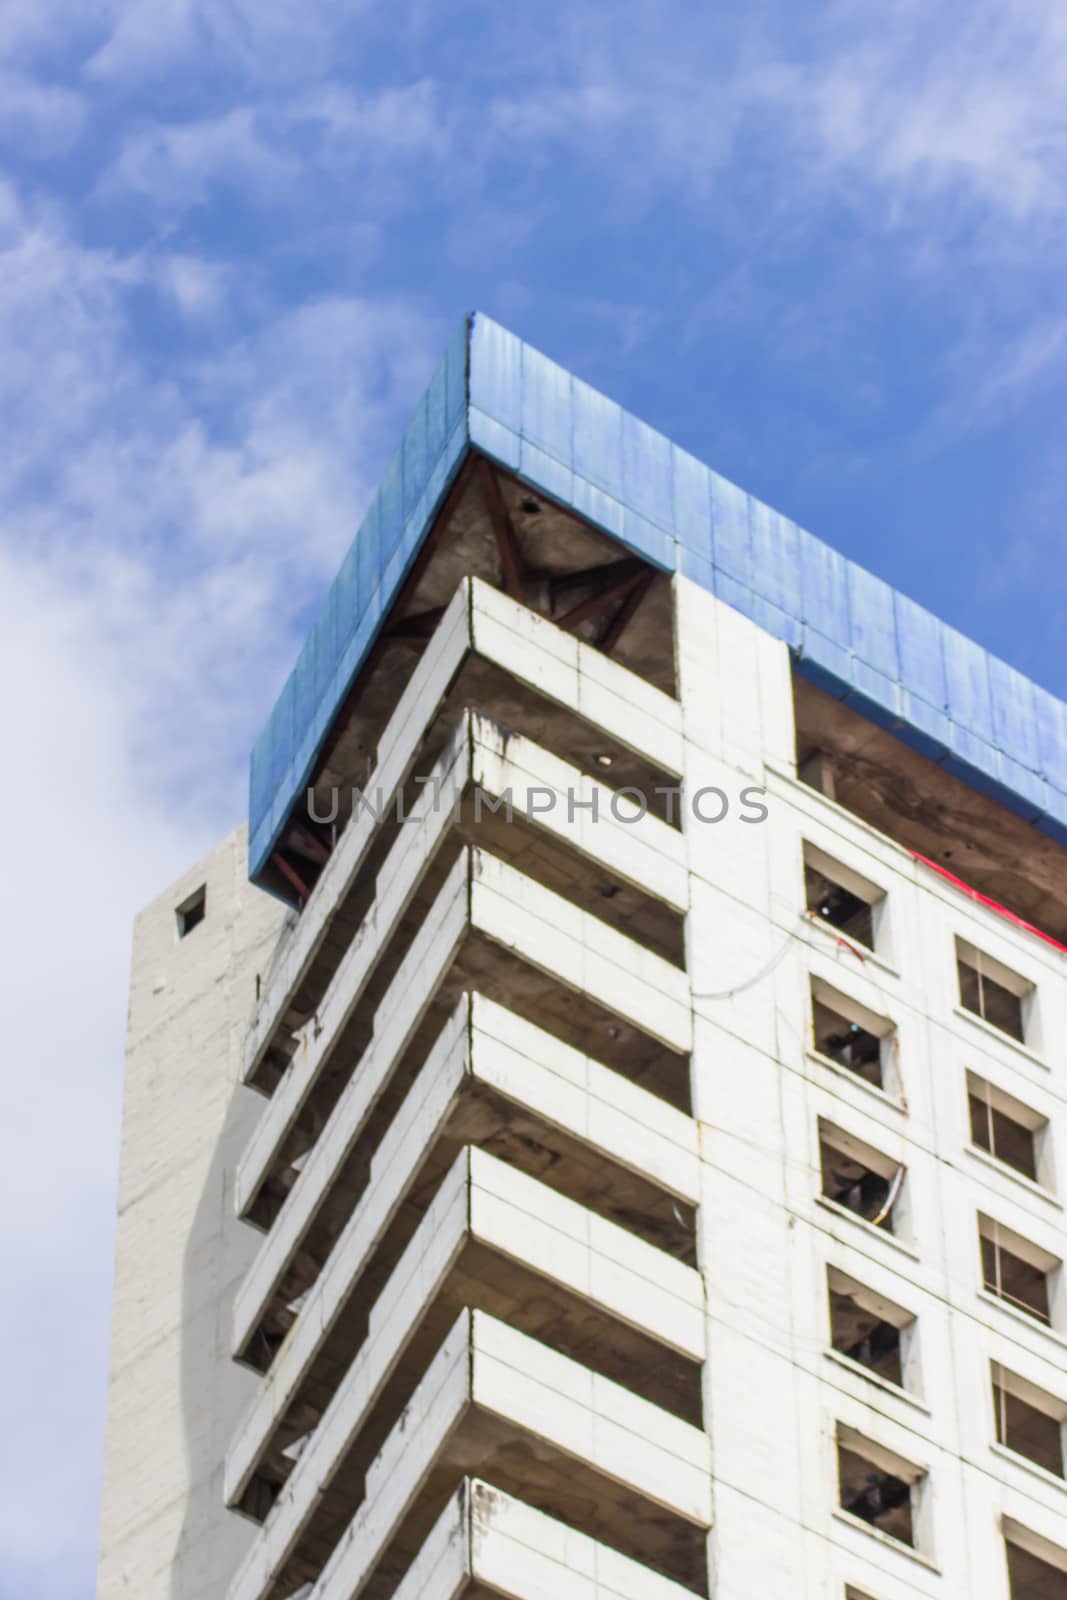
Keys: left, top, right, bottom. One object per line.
{"left": 819, "top": 1121, "right": 906, "bottom": 1237}
{"left": 957, "top": 938, "right": 1032, "bottom": 1044}
{"left": 979, "top": 1214, "right": 1059, "bottom": 1328}
{"left": 811, "top": 978, "right": 896, "bottom": 1095}
{"left": 836, "top": 1424, "right": 927, "bottom": 1551}
{"left": 967, "top": 1072, "right": 1050, "bottom": 1187}
{"left": 176, "top": 885, "right": 206, "bottom": 938}
{"left": 992, "top": 1363, "right": 1065, "bottom": 1478}
{"left": 827, "top": 1266, "right": 917, "bottom": 1391}
{"left": 804, "top": 842, "right": 883, "bottom": 951}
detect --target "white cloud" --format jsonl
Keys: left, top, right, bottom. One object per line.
{"left": 107, "top": 80, "right": 451, "bottom": 220}
{"left": 0, "top": 0, "right": 112, "bottom": 64}
{"left": 85, "top": 0, "right": 358, "bottom": 84}
{"left": 929, "top": 315, "right": 1067, "bottom": 439}
{"left": 0, "top": 68, "right": 85, "bottom": 154}
{"left": 287, "top": 79, "right": 443, "bottom": 153}
{"left": 112, "top": 107, "right": 295, "bottom": 209}
{"left": 151, "top": 251, "right": 230, "bottom": 316}
{"left": 483, "top": 0, "right": 1067, "bottom": 232}
{"left": 0, "top": 183, "right": 440, "bottom": 1595}
{"left": 0, "top": 551, "right": 203, "bottom": 1598}
{"left": 764, "top": 5, "right": 1067, "bottom": 226}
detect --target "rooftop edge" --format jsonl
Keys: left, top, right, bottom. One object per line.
{"left": 248, "top": 312, "right": 1067, "bottom": 889}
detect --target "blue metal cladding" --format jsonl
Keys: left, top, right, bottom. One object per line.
{"left": 248, "top": 312, "right": 1067, "bottom": 885}
{"left": 247, "top": 319, "right": 469, "bottom": 876}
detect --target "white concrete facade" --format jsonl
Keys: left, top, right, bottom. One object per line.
{"left": 98, "top": 575, "right": 1067, "bottom": 1600}
{"left": 96, "top": 828, "right": 288, "bottom": 1599}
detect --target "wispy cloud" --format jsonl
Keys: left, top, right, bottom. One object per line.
{"left": 85, "top": 0, "right": 359, "bottom": 83}
{"left": 769, "top": 5, "right": 1067, "bottom": 226}
{"left": 0, "top": 178, "right": 440, "bottom": 1595}
{"left": 112, "top": 107, "right": 295, "bottom": 209}
{"left": 0, "top": 551, "right": 202, "bottom": 1599}
{"left": 286, "top": 79, "right": 443, "bottom": 153}
{"left": 479, "top": 0, "right": 1067, "bottom": 231}
{"left": 2, "top": 1, "right": 1067, "bottom": 1595}
{"left": 930, "top": 315, "right": 1067, "bottom": 438}
{"left": 0, "top": 68, "right": 85, "bottom": 155}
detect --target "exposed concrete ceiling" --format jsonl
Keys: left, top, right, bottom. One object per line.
{"left": 265, "top": 456, "right": 676, "bottom": 904}
{"left": 795, "top": 678, "right": 1067, "bottom": 944}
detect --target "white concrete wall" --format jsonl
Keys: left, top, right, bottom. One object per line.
{"left": 96, "top": 827, "right": 286, "bottom": 1600}
{"left": 99, "top": 574, "right": 1067, "bottom": 1600}
{"left": 675, "top": 574, "right": 1067, "bottom": 1599}
{"left": 394, "top": 1478, "right": 698, "bottom": 1600}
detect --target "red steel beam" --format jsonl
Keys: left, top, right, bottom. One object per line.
{"left": 555, "top": 568, "right": 647, "bottom": 632}
{"left": 271, "top": 850, "right": 311, "bottom": 904}
{"left": 600, "top": 569, "right": 655, "bottom": 655}
{"left": 477, "top": 457, "right": 526, "bottom": 601}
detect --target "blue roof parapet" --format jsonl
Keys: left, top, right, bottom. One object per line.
{"left": 248, "top": 313, "right": 1067, "bottom": 884}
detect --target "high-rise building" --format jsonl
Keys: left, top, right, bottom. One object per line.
{"left": 97, "top": 316, "right": 1067, "bottom": 1600}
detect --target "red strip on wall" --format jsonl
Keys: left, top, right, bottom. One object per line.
{"left": 910, "top": 850, "right": 1067, "bottom": 958}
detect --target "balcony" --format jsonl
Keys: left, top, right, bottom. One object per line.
{"left": 230, "top": 562, "right": 706, "bottom": 1600}
{"left": 233, "top": 985, "right": 698, "bottom": 1369}
{"left": 244, "top": 578, "right": 684, "bottom": 1097}
{"left": 230, "top": 1310, "right": 709, "bottom": 1600}
{"left": 237, "top": 723, "right": 691, "bottom": 1230}
{"left": 392, "top": 1478, "right": 699, "bottom": 1600}
{"left": 228, "top": 1097, "right": 703, "bottom": 1546}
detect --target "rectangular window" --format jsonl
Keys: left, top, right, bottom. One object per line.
{"left": 957, "top": 938, "right": 1032, "bottom": 1044}
{"left": 811, "top": 977, "right": 896, "bottom": 1094}
{"left": 819, "top": 1122, "right": 906, "bottom": 1237}
{"left": 980, "top": 1214, "right": 1059, "bottom": 1328}
{"left": 992, "top": 1363, "right": 1065, "bottom": 1478}
{"left": 176, "top": 884, "right": 207, "bottom": 938}
{"left": 967, "top": 1072, "right": 1050, "bottom": 1187}
{"left": 1005, "top": 1526, "right": 1067, "bottom": 1600}
{"left": 836, "top": 1424, "right": 927, "bottom": 1551}
{"left": 804, "top": 842, "right": 883, "bottom": 951}
{"left": 827, "top": 1266, "right": 916, "bottom": 1391}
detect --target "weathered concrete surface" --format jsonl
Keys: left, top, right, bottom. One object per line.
{"left": 96, "top": 828, "right": 286, "bottom": 1600}
{"left": 394, "top": 1478, "right": 699, "bottom": 1600}
{"left": 99, "top": 569, "right": 1067, "bottom": 1600}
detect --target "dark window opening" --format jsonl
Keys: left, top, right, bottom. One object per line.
{"left": 820, "top": 1129, "right": 902, "bottom": 1234}
{"left": 828, "top": 1274, "right": 909, "bottom": 1389}
{"left": 993, "top": 1370, "right": 1064, "bottom": 1478}
{"left": 176, "top": 885, "right": 206, "bottom": 938}
{"left": 958, "top": 949, "right": 1027, "bottom": 1043}
{"left": 805, "top": 861, "right": 875, "bottom": 949}
{"left": 1006, "top": 1539, "right": 1067, "bottom": 1600}
{"left": 969, "top": 1085, "right": 1040, "bottom": 1183}
{"left": 837, "top": 1439, "right": 917, "bottom": 1548}
{"left": 981, "top": 1226, "right": 1053, "bottom": 1326}
{"left": 813, "top": 996, "right": 886, "bottom": 1089}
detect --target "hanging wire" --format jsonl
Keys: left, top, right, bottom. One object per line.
{"left": 696, "top": 909, "right": 892, "bottom": 1003}
{"left": 691, "top": 924, "right": 798, "bottom": 1000}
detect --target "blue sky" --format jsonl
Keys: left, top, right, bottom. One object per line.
{"left": 1, "top": 2, "right": 1065, "bottom": 1594}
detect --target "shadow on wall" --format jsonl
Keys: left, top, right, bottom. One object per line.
{"left": 168, "top": 1066, "right": 261, "bottom": 1600}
